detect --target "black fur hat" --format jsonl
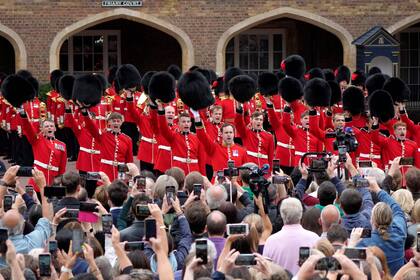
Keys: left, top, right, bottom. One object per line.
{"left": 58, "top": 75, "right": 75, "bottom": 101}
{"left": 1, "top": 74, "right": 36, "bottom": 107}
{"left": 342, "top": 86, "right": 365, "bottom": 115}
{"left": 258, "top": 72, "right": 279, "bottom": 96}
{"left": 50, "top": 69, "right": 64, "bottom": 91}
{"left": 328, "top": 81, "right": 342, "bottom": 106}
{"left": 278, "top": 76, "right": 303, "bottom": 103}
{"left": 368, "top": 89, "right": 395, "bottom": 123}
{"left": 212, "top": 76, "right": 224, "bottom": 97}
{"left": 93, "top": 73, "right": 107, "bottom": 92}
{"left": 115, "top": 64, "right": 142, "bottom": 94}
{"left": 335, "top": 65, "right": 351, "bottom": 84}
{"left": 366, "top": 73, "right": 387, "bottom": 96}
{"left": 195, "top": 68, "right": 212, "bottom": 84}
{"left": 303, "top": 78, "right": 331, "bottom": 107}
{"left": 0, "top": 72, "right": 7, "bottom": 87}
{"left": 351, "top": 70, "right": 366, "bottom": 87}
{"left": 167, "top": 64, "right": 182, "bottom": 80}
{"left": 382, "top": 77, "right": 410, "bottom": 104}
{"left": 148, "top": 71, "right": 176, "bottom": 103}
{"left": 228, "top": 74, "right": 256, "bottom": 103}
{"left": 323, "top": 69, "right": 336, "bottom": 81}
{"left": 178, "top": 71, "right": 214, "bottom": 110}
{"left": 305, "top": 68, "right": 325, "bottom": 81}
{"left": 107, "top": 66, "right": 118, "bottom": 85}
{"left": 72, "top": 74, "right": 103, "bottom": 108}
{"left": 275, "top": 70, "right": 285, "bottom": 81}
{"left": 281, "top": 54, "right": 306, "bottom": 79}
{"left": 209, "top": 69, "right": 217, "bottom": 84}
{"left": 224, "top": 67, "right": 244, "bottom": 94}
{"left": 16, "top": 70, "right": 39, "bottom": 96}
{"left": 368, "top": 66, "right": 381, "bottom": 77}
{"left": 141, "top": 71, "right": 157, "bottom": 95}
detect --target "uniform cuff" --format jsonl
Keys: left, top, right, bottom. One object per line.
{"left": 157, "top": 110, "right": 165, "bottom": 116}
{"left": 283, "top": 106, "right": 292, "bottom": 113}
{"left": 266, "top": 102, "right": 274, "bottom": 109}
{"left": 372, "top": 124, "right": 379, "bottom": 130}
{"left": 195, "top": 121, "right": 204, "bottom": 129}
{"left": 126, "top": 97, "right": 134, "bottom": 102}
{"left": 309, "top": 109, "right": 317, "bottom": 116}
{"left": 65, "top": 109, "right": 72, "bottom": 114}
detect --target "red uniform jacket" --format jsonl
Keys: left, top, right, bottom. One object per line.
{"left": 23, "top": 99, "right": 42, "bottom": 132}
{"left": 157, "top": 112, "right": 206, "bottom": 175}
{"left": 309, "top": 111, "right": 335, "bottom": 153}
{"left": 64, "top": 112, "right": 100, "bottom": 172}
{"left": 283, "top": 111, "right": 321, "bottom": 164}
{"left": 203, "top": 119, "right": 223, "bottom": 144}
{"left": 150, "top": 109, "right": 175, "bottom": 173}
{"left": 266, "top": 105, "right": 295, "bottom": 167}
{"left": 21, "top": 116, "right": 67, "bottom": 191}
{"left": 54, "top": 97, "right": 66, "bottom": 128}
{"left": 46, "top": 90, "right": 59, "bottom": 120}
{"left": 83, "top": 113, "right": 133, "bottom": 181}
{"left": 289, "top": 100, "right": 307, "bottom": 125}
{"left": 235, "top": 111, "right": 274, "bottom": 170}
{"left": 196, "top": 123, "right": 248, "bottom": 174}
{"left": 89, "top": 98, "right": 111, "bottom": 131}
{"left": 126, "top": 100, "right": 158, "bottom": 164}
{"left": 350, "top": 126, "right": 383, "bottom": 169}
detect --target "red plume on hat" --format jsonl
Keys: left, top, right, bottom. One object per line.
{"left": 281, "top": 60, "right": 286, "bottom": 71}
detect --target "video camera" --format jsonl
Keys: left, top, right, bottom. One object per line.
{"left": 247, "top": 164, "right": 270, "bottom": 213}
{"left": 301, "top": 152, "right": 331, "bottom": 173}
{"left": 326, "top": 127, "right": 358, "bottom": 162}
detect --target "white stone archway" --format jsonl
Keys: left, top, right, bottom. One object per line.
{"left": 0, "top": 23, "right": 27, "bottom": 71}
{"left": 216, "top": 7, "right": 355, "bottom": 74}
{"left": 388, "top": 13, "right": 420, "bottom": 35}
{"left": 49, "top": 8, "right": 194, "bottom": 72}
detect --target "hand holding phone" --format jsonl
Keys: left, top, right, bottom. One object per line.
{"left": 39, "top": 253, "right": 51, "bottom": 277}
{"left": 196, "top": 239, "right": 208, "bottom": 264}
{"left": 226, "top": 223, "right": 249, "bottom": 235}
{"left": 298, "top": 247, "right": 310, "bottom": 266}
{"left": 102, "top": 214, "right": 113, "bottom": 234}
{"left": 165, "top": 186, "right": 175, "bottom": 205}
{"left": 72, "top": 229, "right": 84, "bottom": 254}
{"left": 144, "top": 218, "right": 156, "bottom": 241}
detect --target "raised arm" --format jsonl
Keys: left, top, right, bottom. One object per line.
{"left": 282, "top": 106, "right": 297, "bottom": 138}
{"left": 234, "top": 103, "right": 248, "bottom": 139}
{"left": 157, "top": 102, "right": 175, "bottom": 142}
{"left": 64, "top": 109, "right": 82, "bottom": 137}
{"left": 82, "top": 110, "right": 101, "bottom": 140}
{"left": 370, "top": 119, "right": 387, "bottom": 148}
{"left": 308, "top": 109, "right": 325, "bottom": 140}
{"left": 20, "top": 111, "right": 37, "bottom": 144}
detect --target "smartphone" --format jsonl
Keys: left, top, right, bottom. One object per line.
{"left": 235, "top": 254, "right": 257, "bottom": 266}
{"left": 49, "top": 240, "right": 58, "bottom": 253}
{"left": 79, "top": 202, "right": 98, "bottom": 212}
{"left": 361, "top": 228, "right": 371, "bottom": 238}
{"left": 344, "top": 248, "right": 367, "bottom": 260}
{"left": 400, "top": 157, "right": 414, "bottom": 166}
{"left": 136, "top": 176, "right": 146, "bottom": 189}
{"left": 227, "top": 160, "right": 235, "bottom": 169}
{"left": 44, "top": 186, "right": 66, "bottom": 198}
{"left": 417, "top": 232, "right": 420, "bottom": 253}
{"left": 223, "top": 168, "right": 239, "bottom": 177}
{"left": 3, "top": 195, "right": 13, "bottom": 212}
{"left": 299, "top": 247, "right": 310, "bottom": 266}
{"left": 272, "top": 175, "right": 290, "bottom": 184}
{"left": 0, "top": 228, "right": 8, "bottom": 255}
{"left": 165, "top": 186, "right": 176, "bottom": 205}
{"left": 72, "top": 229, "right": 84, "bottom": 254}
{"left": 25, "top": 186, "right": 34, "bottom": 197}
{"left": 315, "top": 257, "right": 341, "bottom": 271}
{"left": 355, "top": 178, "right": 369, "bottom": 188}
{"left": 86, "top": 172, "right": 101, "bottom": 180}
{"left": 124, "top": 241, "right": 145, "bottom": 251}
{"left": 64, "top": 209, "right": 80, "bottom": 219}
{"left": 144, "top": 218, "right": 156, "bottom": 241}
{"left": 226, "top": 223, "right": 249, "bottom": 235}
{"left": 117, "top": 164, "right": 129, "bottom": 173}
{"left": 196, "top": 239, "right": 208, "bottom": 264}
{"left": 102, "top": 214, "right": 113, "bottom": 234}
{"left": 136, "top": 204, "right": 150, "bottom": 217}
{"left": 39, "top": 253, "right": 51, "bottom": 277}
{"left": 358, "top": 161, "right": 373, "bottom": 168}
{"left": 16, "top": 166, "right": 33, "bottom": 177}
{"left": 193, "top": 184, "right": 202, "bottom": 198}
{"left": 273, "top": 159, "right": 281, "bottom": 174}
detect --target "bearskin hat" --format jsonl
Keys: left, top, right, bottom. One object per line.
{"left": 303, "top": 78, "right": 331, "bottom": 107}
{"left": 382, "top": 77, "right": 410, "bottom": 104}
{"left": 58, "top": 75, "right": 75, "bottom": 101}
{"left": 368, "top": 89, "right": 395, "bottom": 123}
{"left": 107, "top": 66, "right": 118, "bottom": 85}
{"left": 342, "top": 86, "right": 365, "bottom": 115}
{"left": 258, "top": 72, "right": 279, "bottom": 96}
{"left": 72, "top": 74, "right": 103, "bottom": 108}
{"left": 328, "top": 80, "right": 341, "bottom": 106}
{"left": 278, "top": 76, "right": 303, "bottom": 103}
{"left": 366, "top": 73, "right": 387, "bottom": 96}
{"left": 228, "top": 75, "right": 256, "bottom": 103}
{"left": 167, "top": 64, "right": 182, "bottom": 80}
{"left": 351, "top": 70, "right": 366, "bottom": 87}
{"left": 305, "top": 67, "right": 325, "bottom": 81}
{"left": 281, "top": 54, "right": 306, "bottom": 79}
{"left": 368, "top": 66, "right": 382, "bottom": 77}
{"left": 115, "top": 64, "right": 142, "bottom": 94}
{"left": 50, "top": 69, "right": 64, "bottom": 91}
{"left": 335, "top": 65, "right": 351, "bottom": 84}
{"left": 1, "top": 74, "right": 36, "bottom": 107}
{"left": 223, "top": 67, "right": 244, "bottom": 94}
{"left": 212, "top": 77, "right": 224, "bottom": 97}
{"left": 148, "top": 71, "right": 176, "bottom": 103}
{"left": 178, "top": 71, "right": 214, "bottom": 110}
{"left": 141, "top": 71, "right": 157, "bottom": 95}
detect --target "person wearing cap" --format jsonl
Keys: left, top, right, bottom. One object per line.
{"left": 156, "top": 101, "right": 205, "bottom": 176}
{"left": 235, "top": 102, "right": 274, "bottom": 172}
{"left": 82, "top": 107, "right": 133, "bottom": 182}
{"left": 20, "top": 113, "right": 67, "bottom": 191}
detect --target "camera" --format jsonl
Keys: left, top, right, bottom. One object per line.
{"left": 315, "top": 257, "right": 341, "bottom": 271}
{"left": 344, "top": 248, "right": 367, "bottom": 260}
{"left": 326, "top": 127, "right": 358, "bottom": 156}
{"left": 86, "top": 172, "right": 101, "bottom": 180}
{"left": 247, "top": 164, "right": 270, "bottom": 213}
{"left": 302, "top": 152, "right": 331, "bottom": 173}
{"left": 272, "top": 175, "right": 289, "bottom": 184}
{"left": 117, "top": 164, "right": 128, "bottom": 173}
{"left": 235, "top": 254, "right": 256, "bottom": 266}
{"left": 353, "top": 177, "right": 369, "bottom": 188}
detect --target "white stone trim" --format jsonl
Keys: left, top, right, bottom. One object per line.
{"left": 388, "top": 13, "right": 420, "bottom": 35}
{"left": 49, "top": 8, "right": 194, "bottom": 72}
{"left": 216, "top": 7, "right": 355, "bottom": 74}
{"left": 0, "top": 23, "right": 27, "bottom": 70}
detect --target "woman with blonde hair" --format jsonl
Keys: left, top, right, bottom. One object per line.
{"left": 392, "top": 189, "right": 414, "bottom": 222}
{"left": 370, "top": 246, "right": 393, "bottom": 280}
{"left": 408, "top": 199, "right": 420, "bottom": 238}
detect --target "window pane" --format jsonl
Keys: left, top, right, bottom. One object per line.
{"left": 400, "top": 33, "right": 409, "bottom": 49}
{"left": 74, "top": 36, "right": 82, "bottom": 53}
{"left": 410, "top": 68, "right": 418, "bottom": 84}
{"left": 74, "top": 54, "right": 83, "bottom": 71}
{"left": 108, "top": 35, "right": 118, "bottom": 52}
{"left": 94, "top": 36, "right": 103, "bottom": 53}
{"left": 239, "top": 53, "right": 248, "bottom": 68}
{"left": 249, "top": 35, "right": 257, "bottom": 52}
{"left": 273, "top": 34, "right": 282, "bottom": 51}
{"left": 400, "top": 68, "right": 408, "bottom": 82}
{"left": 239, "top": 35, "right": 248, "bottom": 52}
{"left": 226, "top": 53, "right": 234, "bottom": 68}
{"left": 259, "top": 52, "right": 268, "bottom": 69}
{"left": 94, "top": 54, "right": 103, "bottom": 71}
{"left": 250, "top": 53, "right": 258, "bottom": 69}
{"left": 401, "top": 50, "right": 409, "bottom": 66}
{"left": 259, "top": 36, "right": 268, "bottom": 52}
{"left": 410, "top": 32, "right": 418, "bottom": 49}
{"left": 83, "top": 36, "right": 93, "bottom": 53}
{"left": 109, "top": 53, "right": 118, "bottom": 67}
{"left": 410, "top": 50, "right": 419, "bottom": 67}
{"left": 59, "top": 54, "right": 68, "bottom": 71}
{"left": 273, "top": 52, "right": 282, "bottom": 69}
{"left": 226, "top": 39, "right": 234, "bottom": 52}
{"left": 84, "top": 54, "right": 93, "bottom": 71}
{"left": 61, "top": 40, "right": 69, "bottom": 54}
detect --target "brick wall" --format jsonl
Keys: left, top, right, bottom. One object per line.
{"left": 0, "top": 0, "right": 420, "bottom": 81}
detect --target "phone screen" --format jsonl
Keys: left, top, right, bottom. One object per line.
{"left": 49, "top": 240, "right": 58, "bottom": 253}
{"left": 193, "top": 184, "right": 202, "bottom": 197}
{"left": 358, "top": 161, "right": 373, "bottom": 168}
{"left": 39, "top": 253, "right": 51, "bottom": 276}
{"left": 145, "top": 218, "right": 156, "bottom": 241}
{"left": 0, "top": 228, "right": 8, "bottom": 254}
{"left": 102, "top": 214, "right": 113, "bottom": 234}
{"left": 136, "top": 204, "right": 150, "bottom": 217}
{"left": 64, "top": 209, "right": 80, "bottom": 219}
{"left": 227, "top": 160, "right": 235, "bottom": 169}
{"left": 235, "top": 254, "right": 256, "bottom": 265}
{"left": 3, "top": 195, "right": 13, "bottom": 212}
{"left": 417, "top": 233, "right": 420, "bottom": 253}
{"left": 227, "top": 223, "right": 249, "bottom": 235}
{"left": 299, "top": 247, "right": 310, "bottom": 266}
{"left": 124, "top": 241, "right": 145, "bottom": 251}
{"left": 166, "top": 186, "right": 175, "bottom": 205}
{"left": 273, "top": 159, "right": 281, "bottom": 173}
{"left": 196, "top": 239, "right": 208, "bottom": 264}
{"left": 72, "top": 229, "right": 84, "bottom": 254}
{"left": 344, "top": 248, "right": 366, "bottom": 260}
